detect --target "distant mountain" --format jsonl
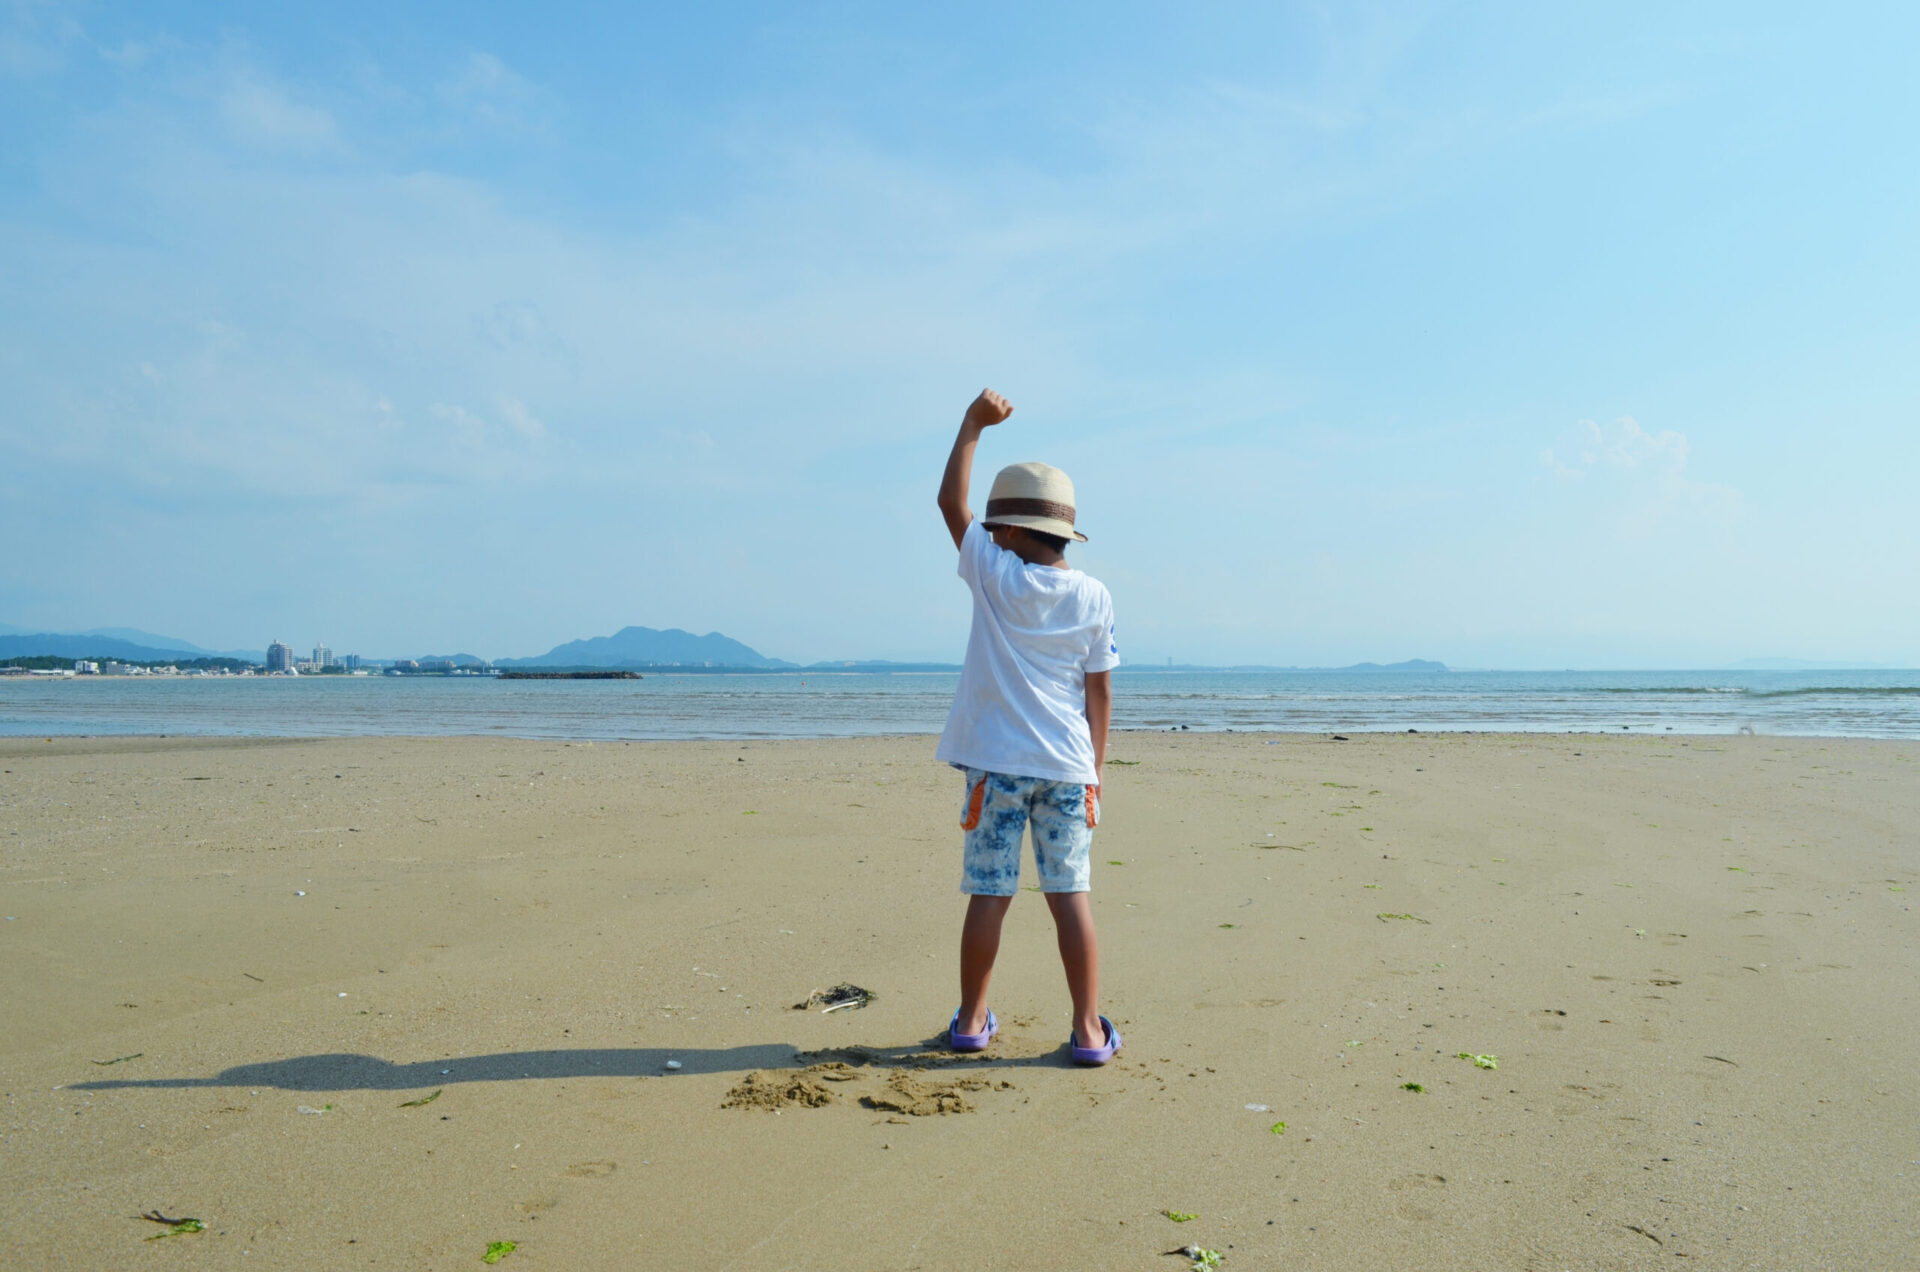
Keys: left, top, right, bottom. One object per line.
{"left": 409, "top": 653, "right": 491, "bottom": 668}
{"left": 0, "top": 633, "right": 258, "bottom": 664}
{"left": 1338, "top": 659, "right": 1447, "bottom": 673}
{"left": 77, "top": 627, "right": 213, "bottom": 653}
{"left": 499, "top": 626, "right": 793, "bottom": 670}
{"left": 0, "top": 625, "right": 264, "bottom": 661}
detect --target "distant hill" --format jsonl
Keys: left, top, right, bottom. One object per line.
{"left": 0, "top": 626, "right": 264, "bottom": 662}
{"left": 409, "top": 653, "right": 491, "bottom": 668}
{"left": 0, "top": 633, "right": 260, "bottom": 664}
{"left": 499, "top": 626, "right": 793, "bottom": 670}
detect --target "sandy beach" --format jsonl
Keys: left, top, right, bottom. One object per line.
{"left": 3, "top": 730, "right": 1915, "bottom": 1270}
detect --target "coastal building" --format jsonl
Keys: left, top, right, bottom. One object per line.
{"left": 313, "top": 643, "right": 333, "bottom": 668}
{"left": 341, "top": 654, "right": 361, "bottom": 670}
{"left": 266, "top": 641, "right": 294, "bottom": 672}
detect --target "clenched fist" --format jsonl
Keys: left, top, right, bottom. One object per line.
{"left": 963, "top": 388, "right": 1014, "bottom": 430}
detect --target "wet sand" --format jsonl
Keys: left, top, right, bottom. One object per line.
{"left": 3, "top": 731, "right": 1916, "bottom": 1269}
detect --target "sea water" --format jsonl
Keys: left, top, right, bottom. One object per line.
{"left": 3, "top": 669, "right": 1918, "bottom": 740}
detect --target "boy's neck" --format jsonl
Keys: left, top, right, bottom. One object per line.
{"left": 1015, "top": 545, "right": 1069, "bottom": 569}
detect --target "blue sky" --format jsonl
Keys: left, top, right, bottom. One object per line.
{"left": 3, "top": 2, "right": 1915, "bottom": 667}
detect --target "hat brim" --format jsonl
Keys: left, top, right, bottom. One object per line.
{"left": 981, "top": 513, "right": 1088, "bottom": 543}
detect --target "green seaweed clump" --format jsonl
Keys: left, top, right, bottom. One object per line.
{"left": 481, "top": 1239, "right": 518, "bottom": 1264}
{"left": 1401, "top": 1082, "right": 1425, "bottom": 1093}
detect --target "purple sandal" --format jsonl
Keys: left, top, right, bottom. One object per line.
{"left": 1070, "top": 1016, "right": 1121, "bottom": 1066}
{"left": 948, "top": 1007, "right": 998, "bottom": 1052}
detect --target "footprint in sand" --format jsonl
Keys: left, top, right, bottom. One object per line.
{"left": 561, "top": 1160, "right": 617, "bottom": 1179}
{"left": 1552, "top": 1084, "right": 1609, "bottom": 1117}
{"left": 1386, "top": 1173, "right": 1446, "bottom": 1221}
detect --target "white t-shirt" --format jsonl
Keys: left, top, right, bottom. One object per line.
{"left": 935, "top": 519, "right": 1121, "bottom": 784}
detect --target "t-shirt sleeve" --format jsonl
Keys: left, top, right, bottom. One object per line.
{"left": 1084, "top": 592, "right": 1121, "bottom": 673}
{"left": 956, "top": 517, "right": 998, "bottom": 587}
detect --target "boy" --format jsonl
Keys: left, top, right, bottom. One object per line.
{"left": 934, "top": 388, "right": 1122, "bottom": 1065}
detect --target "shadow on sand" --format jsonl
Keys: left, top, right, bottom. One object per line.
{"left": 71, "top": 1036, "right": 1077, "bottom": 1093}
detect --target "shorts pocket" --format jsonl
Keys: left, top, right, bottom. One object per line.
{"left": 960, "top": 774, "right": 988, "bottom": 831}
{"left": 1085, "top": 785, "right": 1099, "bottom": 828}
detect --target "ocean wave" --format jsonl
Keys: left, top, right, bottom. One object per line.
{"left": 1744, "top": 686, "right": 1920, "bottom": 699}
{"left": 1591, "top": 686, "right": 1747, "bottom": 695}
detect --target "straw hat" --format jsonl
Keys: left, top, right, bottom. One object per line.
{"left": 982, "top": 461, "right": 1088, "bottom": 542}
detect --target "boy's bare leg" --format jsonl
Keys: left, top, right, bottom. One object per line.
{"left": 1044, "top": 890, "right": 1104, "bottom": 1047}
{"left": 958, "top": 894, "right": 1014, "bottom": 1035}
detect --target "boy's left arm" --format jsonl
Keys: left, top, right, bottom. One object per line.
{"left": 937, "top": 389, "right": 1013, "bottom": 549}
{"left": 1085, "top": 670, "right": 1111, "bottom": 798}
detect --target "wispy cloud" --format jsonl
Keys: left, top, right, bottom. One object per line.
{"left": 437, "top": 50, "right": 541, "bottom": 130}
{"left": 219, "top": 71, "right": 342, "bottom": 150}
{"left": 1542, "top": 416, "right": 1742, "bottom": 534}
{"left": 496, "top": 395, "right": 545, "bottom": 440}
{"left": 0, "top": 0, "right": 79, "bottom": 77}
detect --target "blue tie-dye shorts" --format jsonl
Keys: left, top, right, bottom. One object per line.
{"left": 957, "top": 767, "right": 1099, "bottom": 896}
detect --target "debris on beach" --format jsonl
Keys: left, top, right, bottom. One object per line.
{"left": 296, "top": 1104, "right": 333, "bottom": 1114}
{"left": 1376, "top": 912, "right": 1429, "bottom": 923}
{"left": 90, "top": 1052, "right": 142, "bottom": 1066}
{"left": 1269, "top": 1121, "right": 1288, "bottom": 1134}
{"left": 860, "top": 1070, "right": 989, "bottom": 1116}
{"left": 1401, "top": 1082, "right": 1425, "bottom": 1093}
{"left": 1455, "top": 1053, "right": 1499, "bottom": 1070}
{"left": 140, "top": 1211, "right": 205, "bottom": 1240}
{"left": 1163, "top": 1247, "right": 1223, "bottom": 1269}
{"left": 792, "top": 983, "right": 875, "bottom": 1013}
{"left": 1162, "top": 1210, "right": 1198, "bottom": 1223}
{"left": 722, "top": 1069, "right": 841, "bottom": 1111}
{"left": 399, "top": 1089, "right": 443, "bottom": 1107}
{"left": 481, "top": 1239, "right": 518, "bottom": 1263}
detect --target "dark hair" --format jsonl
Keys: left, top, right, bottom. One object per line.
{"left": 985, "top": 521, "right": 1070, "bottom": 554}
{"left": 1018, "top": 527, "right": 1069, "bottom": 553}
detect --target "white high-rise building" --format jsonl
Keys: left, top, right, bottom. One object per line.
{"left": 313, "top": 644, "right": 333, "bottom": 668}
{"left": 266, "top": 641, "right": 294, "bottom": 672}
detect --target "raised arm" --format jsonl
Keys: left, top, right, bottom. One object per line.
{"left": 937, "top": 389, "right": 1013, "bottom": 549}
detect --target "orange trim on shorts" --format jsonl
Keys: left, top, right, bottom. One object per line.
{"left": 1086, "top": 785, "right": 1099, "bottom": 828}
{"left": 961, "top": 777, "right": 988, "bottom": 831}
